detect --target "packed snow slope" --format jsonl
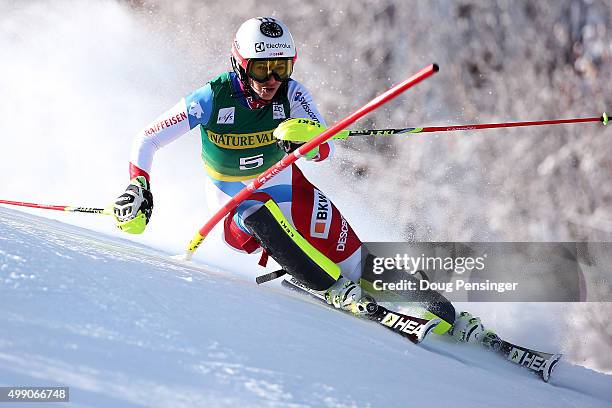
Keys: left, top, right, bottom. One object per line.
{"left": 0, "top": 206, "right": 610, "bottom": 408}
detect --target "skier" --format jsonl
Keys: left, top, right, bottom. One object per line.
{"left": 112, "top": 16, "right": 489, "bottom": 343}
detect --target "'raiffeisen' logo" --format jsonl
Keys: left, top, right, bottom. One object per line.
{"left": 206, "top": 130, "right": 276, "bottom": 149}
{"left": 310, "top": 189, "right": 331, "bottom": 239}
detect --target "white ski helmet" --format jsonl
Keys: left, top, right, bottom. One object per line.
{"left": 231, "top": 17, "right": 297, "bottom": 84}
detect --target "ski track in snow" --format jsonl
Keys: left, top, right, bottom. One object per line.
{"left": 0, "top": 206, "right": 610, "bottom": 408}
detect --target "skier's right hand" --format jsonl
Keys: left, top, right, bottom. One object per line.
{"left": 113, "top": 176, "right": 153, "bottom": 234}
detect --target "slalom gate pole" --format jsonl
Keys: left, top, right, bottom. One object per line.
{"left": 0, "top": 199, "right": 112, "bottom": 215}
{"left": 333, "top": 112, "right": 608, "bottom": 138}
{"left": 184, "top": 63, "right": 440, "bottom": 259}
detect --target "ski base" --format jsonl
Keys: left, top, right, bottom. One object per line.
{"left": 282, "top": 277, "right": 440, "bottom": 344}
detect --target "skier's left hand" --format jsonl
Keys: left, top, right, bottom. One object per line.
{"left": 274, "top": 118, "right": 331, "bottom": 160}
{"left": 274, "top": 117, "right": 350, "bottom": 142}
{"left": 277, "top": 140, "right": 319, "bottom": 160}
{"left": 274, "top": 117, "right": 323, "bottom": 139}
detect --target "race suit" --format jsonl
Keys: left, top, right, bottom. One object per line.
{"left": 129, "top": 72, "right": 363, "bottom": 281}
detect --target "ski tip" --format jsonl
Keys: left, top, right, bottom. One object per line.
{"left": 417, "top": 318, "right": 441, "bottom": 343}
{"left": 432, "top": 63, "right": 440, "bottom": 72}
{"left": 541, "top": 354, "right": 563, "bottom": 383}
{"left": 602, "top": 112, "right": 608, "bottom": 126}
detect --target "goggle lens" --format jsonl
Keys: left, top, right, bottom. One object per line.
{"left": 247, "top": 59, "right": 293, "bottom": 82}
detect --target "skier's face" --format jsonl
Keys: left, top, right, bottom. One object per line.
{"left": 249, "top": 76, "right": 282, "bottom": 100}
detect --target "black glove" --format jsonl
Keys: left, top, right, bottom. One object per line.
{"left": 277, "top": 139, "right": 319, "bottom": 159}
{"left": 277, "top": 139, "right": 302, "bottom": 154}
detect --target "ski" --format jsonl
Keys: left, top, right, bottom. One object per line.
{"left": 282, "top": 277, "right": 560, "bottom": 381}
{"left": 484, "top": 336, "right": 562, "bottom": 382}
{"left": 282, "top": 277, "right": 440, "bottom": 344}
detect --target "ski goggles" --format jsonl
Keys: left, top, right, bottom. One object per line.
{"left": 247, "top": 58, "right": 294, "bottom": 82}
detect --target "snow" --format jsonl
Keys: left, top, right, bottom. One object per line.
{"left": 1, "top": 206, "right": 611, "bottom": 408}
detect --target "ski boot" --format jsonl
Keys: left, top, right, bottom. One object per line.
{"left": 449, "top": 311, "right": 485, "bottom": 343}
{"left": 324, "top": 277, "right": 376, "bottom": 316}
{"left": 450, "top": 311, "right": 502, "bottom": 348}
{"left": 480, "top": 329, "right": 502, "bottom": 350}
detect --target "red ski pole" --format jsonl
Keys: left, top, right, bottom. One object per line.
{"left": 0, "top": 199, "right": 111, "bottom": 215}
{"left": 184, "top": 63, "right": 439, "bottom": 259}
{"left": 337, "top": 112, "right": 608, "bottom": 137}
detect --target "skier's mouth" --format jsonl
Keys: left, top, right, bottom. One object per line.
{"left": 258, "top": 86, "right": 279, "bottom": 99}
{"left": 250, "top": 78, "right": 281, "bottom": 100}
